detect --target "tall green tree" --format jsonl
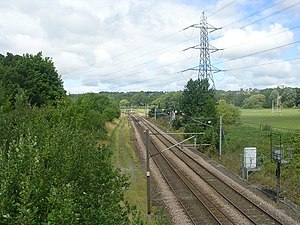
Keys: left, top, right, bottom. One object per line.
{"left": 242, "top": 94, "right": 266, "bottom": 109}
{"left": 281, "top": 87, "right": 296, "bottom": 107}
{"left": 0, "top": 52, "right": 66, "bottom": 107}
{"left": 217, "top": 100, "right": 241, "bottom": 126}
{"left": 180, "top": 78, "right": 218, "bottom": 147}
{"left": 295, "top": 88, "right": 300, "bottom": 107}
{"left": 181, "top": 78, "right": 217, "bottom": 120}
{"left": 0, "top": 97, "right": 141, "bottom": 224}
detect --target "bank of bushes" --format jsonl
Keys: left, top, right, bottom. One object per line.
{"left": 0, "top": 94, "right": 143, "bottom": 224}
{"left": 221, "top": 125, "right": 300, "bottom": 205}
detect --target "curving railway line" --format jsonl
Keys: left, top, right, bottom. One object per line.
{"left": 130, "top": 114, "right": 295, "bottom": 225}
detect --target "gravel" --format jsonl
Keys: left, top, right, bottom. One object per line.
{"left": 131, "top": 116, "right": 299, "bottom": 224}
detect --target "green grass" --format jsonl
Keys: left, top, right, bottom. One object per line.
{"left": 241, "top": 108, "right": 300, "bottom": 131}
{"left": 110, "top": 115, "right": 169, "bottom": 224}
{"left": 110, "top": 115, "right": 147, "bottom": 213}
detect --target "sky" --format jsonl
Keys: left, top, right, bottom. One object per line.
{"left": 1, "top": 0, "right": 300, "bottom": 93}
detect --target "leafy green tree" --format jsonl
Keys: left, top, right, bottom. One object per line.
{"left": 0, "top": 52, "right": 66, "bottom": 107}
{"left": 281, "top": 87, "right": 296, "bottom": 108}
{"left": 151, "top": 91, "right": 182, "bottom": 112}
{"left": 181, "top": 78, "right": 216, "bottom": 119}
{"left": 0, "top": 82, "right": 11, "bottom": 112}
{"left": 295, "top": 88, "right": 300, "bottom": 107}
{"left": 180, "top": 78, "right": 217, "bottom": 147}
{"left": 269, "top": 90, "right": 279, "bottom": 102}
{"left": 0, "top": 99, "right": 141, "bottom": 224}
{"left": 119, "top": 99, "right": 130, "bottom": 108}
{"left": 217, "top": 100, "right": 241, "bottom": 126}
{"left": 131, "top": 92, "right": 148, "bottom": 106}
{"left": 242, "top": 94, "right": 266, "bottom": 109}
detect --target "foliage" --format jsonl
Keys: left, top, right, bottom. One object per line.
{"left": 217, "top": 100, "right": 241, "bottom": 126}
{"left": 241, "top": 108, "right": 300, "bottom": 131}
{"left": 269, "top": 90, "right": 279, "bottom": 102}
{"left": 242, "top": 94, "right": 266, "bottom": 109}
{"left": 0, "top": 95, "right": 141, "bottom": 224}
{"left": 181, "top": 79, "right": 216, "bottom": 119}
{"left": 151, "top": 92, "right": 182, "bottom": 111}
{"left": 119, "top": 99, "right": 130, "bottom": 108}
{"left": 216, "top": 90, "right": 246, "bottom": 107}
{"left": 0, "top": 82, "right": 11, "bottom": 112}
{"left": 281, "top": 87, "right": 297, "bottom": 108}
{"left": 0, "top": 52, "right": 66, "bottom": 107}
{"left": 221, "top": 112, "right": 300, "bottom": 205}
{"left": 180, "top": 78, "right": 218, "bottom": 147}
{"left": 216, "top": 87, "right": 299, "bottom": 109}
{"left": 296, "top": 88, "right": 300, "bottom": 107}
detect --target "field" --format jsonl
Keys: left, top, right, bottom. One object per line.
{"left": 221, "top": 108, "right": 300, "bottom": 205}
{"left": 241, "top": 108, "right": 300, "bottom": 131}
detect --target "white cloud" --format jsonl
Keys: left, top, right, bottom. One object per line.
{"left": 0, "top": 0, "right": 299, "bottom": 93}
{"left": 212, "top": 23, "right": 294, "bottom": 59}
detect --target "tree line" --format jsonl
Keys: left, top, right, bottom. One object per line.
{"left": 0, "top": 53, "right": 143, "bottom": 224}
{"left": 109, "top": 87, "right": 300, "bottom": 111}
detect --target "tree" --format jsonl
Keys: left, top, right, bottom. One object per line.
{"left": 181, "top": 78, "right": 217, "bottom": 120}
{"left": 0, "top": 96, "right": 141, "bottom": 224}
{"left": 0, "top": 82, "right": 11, "bottom": 112}
{"left": 295, "top": 88, "right": 300, "bottom": 107}
{"left": 119, "top": 99, "right": 130, "bottom": 108}
{"left": 151, "top": 91, "right": 182, "bottom": 112}
{"left": 0, "top": 52, "right": 66, "bottom": 107}
{"left": 281, "top": 87, "right": 296, "bottom": 108}
{"left": 180, "top": 78, "right": 217, "bottom": 147}
{"left": 217, "top": 100, "right": 241, "bottom": 126}
{"left": 242, "top": 94, "right": 266, "bottom": 109}
{"left": 269, "top": 90, "right": 279, "bottom": 102}
{"left": 130, "top": 92, "right": 148, "bottom": 106}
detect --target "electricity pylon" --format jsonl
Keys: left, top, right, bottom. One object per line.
{"left": 181, "top": 12, "right": 222, "bottom": 89}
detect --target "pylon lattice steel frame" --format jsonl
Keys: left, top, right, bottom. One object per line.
{"left": 182, "top": 12, "right": 222, "bottom": 89}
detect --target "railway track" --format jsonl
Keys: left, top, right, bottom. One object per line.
{"left": 131, "top": 114, "right": 287, "bottom": 225}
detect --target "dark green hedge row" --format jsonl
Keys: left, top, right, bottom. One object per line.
{"left": 0, "top": 94, "right": 142, "bottom": 224}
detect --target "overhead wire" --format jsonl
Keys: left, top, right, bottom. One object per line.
{"left": 63, "top": 0, "right": 238, "bottom": 78}
{"left": 65, "top": 0, "right": 300, "bottom": 91}
{"left": 223, "top": 0, "right": 287, "bottom": 28}
{"left": 240, "top": 1, "right": 300, "bottom": 29}
{"left": 207, "top": 0, "right": 238, "bottom": 18}
{"left": 223, "top": 56, "right": 300, "bottom": 72}
{"left": 62, "top": 29, "right": 183, "bottom": 76}
{"left": 214, "top": 40, "right": 300, "bottom": 66}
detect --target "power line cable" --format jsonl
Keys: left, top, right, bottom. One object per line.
{"left": 63, "top": 1, "right": 298, "bottom": 78}
{"left": 214, "top": 40, "right": 300, "bottom": 65}
{"left": 208, "top": 0, "right": 238, "bottom": 18}
{"left": 66, "top": 30, "right": 300, "bottom": 87}
{"left": 223, "top": 0, "right": 287, "bottom": 28}
{"left": 240, "top": 1, "right": 300, "bottom": 29}
{"left": 221, "top": 24, "right": 300, "bottom": 51}
{"left": 65, "top": 1, "right": 300, "bottom": 91}
{"left": 224, "top": 56, "right": 300, "bottom": 71}
{"left": 62, "top": 30, "right": 183, "bottom": 75}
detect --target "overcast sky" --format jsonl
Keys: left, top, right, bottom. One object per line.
{"left": 1, "top": 0, "right": 300, "bottom": 93}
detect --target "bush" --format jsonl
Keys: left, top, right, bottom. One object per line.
{"left": 0, "top": 97, "right": 141, "bottom": 224}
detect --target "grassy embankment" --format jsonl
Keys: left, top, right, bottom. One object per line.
{"left": 241, "top": 108, "right": 300, "bottom": 130}
{"left": 108, "top": 114, "right": 168, "bottom": 224}
{"left": 221, "top": 108, "right": 300, "bottom": 205}
{"left": 108, "top": 115, "right": 147, "bottom": 212}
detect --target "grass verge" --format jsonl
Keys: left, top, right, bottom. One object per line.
{"left": 109, "top": 114, "right": 169, "bottom": 224}
{"left": 241, "top": 108, "right": 300, "bottom": 131}
{"left": 110, "top": 115, "right": 147, "bottom": 212}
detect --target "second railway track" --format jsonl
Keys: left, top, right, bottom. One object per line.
{"left": 131, "top": 114, "right": 291, "bottom": 225}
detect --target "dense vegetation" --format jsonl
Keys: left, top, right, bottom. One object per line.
{"left": 1, "top": 51, "right": 298, "bottom": 221}
{"left": 109, "top": 86, "right": 299, "bottom": 205}
{"left": 0, "top": 53, "right": 142, "bottom": 224}
{"left": 0, "top": 52, "right": 66, "bottom": 108}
